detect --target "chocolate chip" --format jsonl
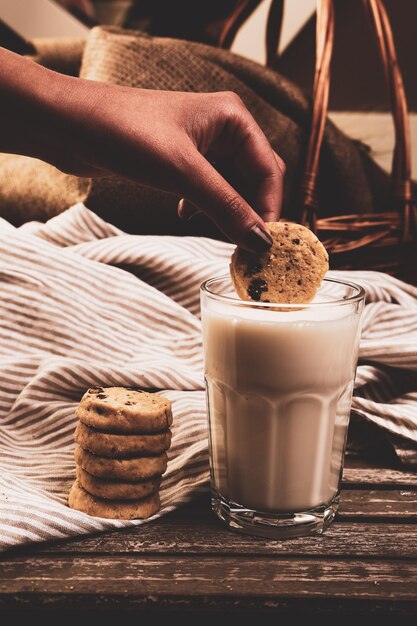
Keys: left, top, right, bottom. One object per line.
{"left": 95, "top": 406, "right": 105, "bottom": 415}
{"left": 125, "top": 401, "right": 134, "bottom": 405}
{"left": 292, "top": 238, "right": 300, "bottom": 244}
{"left": 286, "top": 265, "right": 291, "bottom": 271}
{"left": 247, "top": 279, "right": 268, "bottom": 301}
{"left": 244, "top": 260, "right": 263, "bottom": 277}
{"left": 97, "top": 394, "right": 107, "bottom": 400}
{"left": 297, "top": 279, "right": 302, "bottom": 285}
{"left": 88, "top": 387, "right": 103, "bottom": 394}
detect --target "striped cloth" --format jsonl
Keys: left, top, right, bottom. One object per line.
{"left": 0, "top": 203, "right": 416, "bottom": 551}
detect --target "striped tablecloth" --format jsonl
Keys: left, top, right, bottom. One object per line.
{"left": 1, "top": 203, "right": 416, "bottom": 551}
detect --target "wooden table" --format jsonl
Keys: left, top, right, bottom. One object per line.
{"left": 1, "top": 458, "right": 417, "bottom": 622}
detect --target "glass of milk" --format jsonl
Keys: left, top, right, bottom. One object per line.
{"left": 201, "top": 275, "right": 365, "bottom": 538}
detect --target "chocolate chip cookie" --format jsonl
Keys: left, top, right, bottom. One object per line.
{"left": 77, "top": 387, "right": 172, "bottom": 434}
{"left": 74, "top": 445, "right": 167, "bottom": 481}
{"left": 230, "top": 221, "right": 329, "bottom": 304}
{"left": 75, "top": 421, "right": 172, "bottom": 458}
{"left": 68, "top": 480, "right": 160, "bottom": 519}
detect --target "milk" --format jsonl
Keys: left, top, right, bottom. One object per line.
{"left": 202, "top": 303, "right": 361, "bottom": 513}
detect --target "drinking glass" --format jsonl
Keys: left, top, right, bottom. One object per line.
{"left": 200, "top": 276, "right": 365, "bottom": 538}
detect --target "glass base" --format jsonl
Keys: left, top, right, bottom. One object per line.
{"left": 211, "top": 488, "right": 339, "bottom": 539}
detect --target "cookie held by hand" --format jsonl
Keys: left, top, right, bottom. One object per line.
{"left": 230, "top": 222, "right": 329, "bottom": 304}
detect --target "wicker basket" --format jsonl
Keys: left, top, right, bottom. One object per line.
{"left": 220, "top": 0, "right": 417, "bottom": 280}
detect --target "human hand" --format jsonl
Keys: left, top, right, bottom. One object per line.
{"left": 0, "top": 49, "right": 284, "bottom": 251}
{"left": 60, "top": 84, "right": 284, "bottom": 251}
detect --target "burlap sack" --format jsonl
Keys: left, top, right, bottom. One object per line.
{"left": 0, "top": 26, "right": 390, "bottom": 235}
{"left": 31, "top": 37, "right": 86, "bottom": 76}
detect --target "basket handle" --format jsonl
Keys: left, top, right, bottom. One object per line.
{"left": 265, "top": 0, "right": 285, "bottom": 68}
{"left": 219, "top": 0, "right": 284, "bottom": 67}
{"left": 365, "top": 0, "right": 415, "bottom": 240}
{"left": 219, "top": 0, "right": 264, "bottom": 50}
{"left": 300, "top": 0, "right": 415, "bottom": 241}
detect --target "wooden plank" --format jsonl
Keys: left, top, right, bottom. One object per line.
{"left": 1, "top": 598, "right": 416, "bottom": 619}
{"left": 167, "top": 489, "right": 417, "bottom": 520}
{"left": 29, "top": 521, "right": 417, "bottom": 558}
{"left": 0, "top": 555, "right": 417, "bottom": 601}
{"left": 342, "top": 468, "right": 417, "bottom": 487}
{"left": 339, "top": 489, "right": 417, "bottom": 518}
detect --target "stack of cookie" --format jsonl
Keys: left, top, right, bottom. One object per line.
{"left": 68, "top": 386, "right": 172, "bottom": 519}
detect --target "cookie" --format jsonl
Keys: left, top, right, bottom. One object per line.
{"left": 230, "top": 221, "right": 329, "bottom": 304}
{"left": 75, "top": 421, "right": 172, "bottom": 458}
{"left": 74, "top": 445, "right": 167, "bottom": 481}
{"left": 68, "top": 480, "right": 160, "bottom": 519}
{"left": 77, "top": 387, "right": 172, "bottom": 434}
{"left": 76, "top": 466, "right": 161, "bottom": 500}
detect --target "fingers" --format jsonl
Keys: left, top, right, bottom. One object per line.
{"left": 273, "top": 151, "right": 286, "bottom": 217}
{"left": 207, "top": 93, "right": 285, "bottom": 223}
{"left": 230, "top": 135, "right": 284, "bottom": 223}
{"left": 180, "top": 152, "right": 273, "bottom": 253}
{"left": 178, "top": 92, "right": 286, "bottom": 250}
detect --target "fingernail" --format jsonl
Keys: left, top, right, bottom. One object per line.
{"left": 178, "top": 198, "right": 202, "bottom": 222}
{"left": 243, "top": 224, "right": 273, "bottom": 253}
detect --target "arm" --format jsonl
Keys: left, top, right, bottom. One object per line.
{"left": 0, "top": 47, "right": 285, "bottom": 251}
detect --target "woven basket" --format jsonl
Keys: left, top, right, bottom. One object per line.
{"left": 220, "top": 0, "right": 417, "bottom": 280}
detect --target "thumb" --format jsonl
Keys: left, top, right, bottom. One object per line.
{"left": 182, "top": 153, "right": 273, "bottom": 253}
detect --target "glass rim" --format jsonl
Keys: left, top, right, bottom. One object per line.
{"left": 200, "top": 275, "right": 365, "bottom": 309}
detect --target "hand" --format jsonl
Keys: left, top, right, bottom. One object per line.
{"left": 0, "top": 50, "right": 285, "bottom": 252}
{"left": 61, "top": 85, "right": 285, "bottom": 251}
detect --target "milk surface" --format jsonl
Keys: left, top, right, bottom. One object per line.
{"left": 203, "top": 304, "right": 361, "bottom": 513}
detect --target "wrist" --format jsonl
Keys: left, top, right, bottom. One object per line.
{"left": 0, "top": 47, "right": 91, "bottom": 171}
